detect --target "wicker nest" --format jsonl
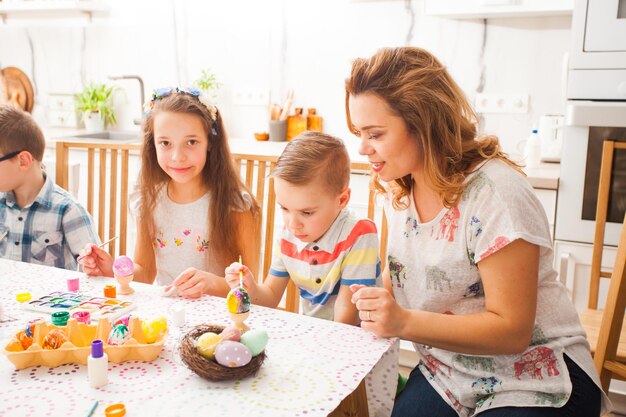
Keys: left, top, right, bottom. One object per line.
{"left": 179, "top": 324, "right": 266, "bottom": 381}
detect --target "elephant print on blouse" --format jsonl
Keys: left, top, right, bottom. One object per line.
{"left": 425, "top": 265, "right": 452, "bottom": 292}
{"left": 475, "top": 393, "right": 496, "bottom": 409}
{"left": 434, "top": 207, "right": 460, "bottom": 242}
{"left": 403, "top": 216, "right": 420, "bottom": 238}
{"left": 444, "top": 390, "right": 469, "bottom": 417}
{"left": 423, "top": 353, "right": 452, "bottom": 377}
{"left": 454, "top": 354, "right": 496, "bottom": 373}
{"left": 471, "top": 376, "right": 502, "bottom": 394}
{"left": 467, "top": 216, "right": 483, "bottom": 266}
{"left": 388, "top": 256, "right": 407, "bottom": 288}
{"left": 530, "top": 325, "right": 549, "bottom": 346}
{"left": 481, "top": 236, "right": 511, "bottom": 260}
{"left": 462, "top": 172, "right": 496, "bottom": 202}
{"left": 513, "top": 346, "right": 560, "bottom": 380}
{"left": 535, "top": 392, "right": 568, "bottom": 406}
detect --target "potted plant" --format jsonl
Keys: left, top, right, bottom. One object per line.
{"left": 75, "top": 82, "right": 117, "bottom": 131}
{"left": 193, "top": 68, "right": 220, "bottom": 102}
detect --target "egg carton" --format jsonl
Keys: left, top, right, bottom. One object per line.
{"left": 2, "top": 316, "right": 166, "bottom": 369}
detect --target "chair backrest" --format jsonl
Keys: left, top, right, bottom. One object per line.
{"left": 593, "top": 212, "right": 626, "bottom": 391}
{"left": 55, "top": 141, "right": 141, "bottom": 258}
{"left": 589, "top": 141, "right": 626, "bottom": 309}
{"left": 231, "top": 153, "right": 387, "bottom": 314}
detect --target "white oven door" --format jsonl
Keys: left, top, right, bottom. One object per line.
{"left": 555, "top": 100, "right": 626, "bottom": 247}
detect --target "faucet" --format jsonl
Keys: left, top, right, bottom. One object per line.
{"left": 108, "top": 75, "right": 145, "bottom": 126}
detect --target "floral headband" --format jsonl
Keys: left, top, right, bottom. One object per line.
{"left": 143, "top": 87, "right": 219, "bottom": 135}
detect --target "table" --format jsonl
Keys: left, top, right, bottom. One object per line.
{"left": 0, "top": 260, "right": 399, "bottom": 417}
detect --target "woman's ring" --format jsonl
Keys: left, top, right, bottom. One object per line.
{"left": 366, "top": 311, "right": 371, "bottom": 321}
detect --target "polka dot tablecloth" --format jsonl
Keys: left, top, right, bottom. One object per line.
{"left": 0, "top": 260, "right": 399, "bottom": 417}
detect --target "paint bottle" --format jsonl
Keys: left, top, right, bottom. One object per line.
{"left": 88, "top": 339, "right": 108, "bottom": 388}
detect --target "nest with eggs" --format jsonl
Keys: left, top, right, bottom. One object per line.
{"left": 178, "top": 324, "right": 266, "bottom": 381}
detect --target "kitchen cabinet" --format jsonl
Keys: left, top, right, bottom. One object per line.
{"left": 553, "top": 240, "right": 618, "bottom": 313}
{"left": 425, "top": 0, "right": 573, "bottom": 19}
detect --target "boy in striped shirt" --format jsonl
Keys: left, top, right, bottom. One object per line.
{"left": 225, "top": 131, "right": 381, "bottom": 324}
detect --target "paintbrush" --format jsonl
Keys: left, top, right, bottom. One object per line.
{"left": 76, "top": 235, "right": 119, "bottom": 266}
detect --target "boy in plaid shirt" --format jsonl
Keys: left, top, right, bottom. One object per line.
{"left": 0, "top": 105, "right": 99, "bottom": 270}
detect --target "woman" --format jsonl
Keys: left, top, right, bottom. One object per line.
{"left": 347, "top": 47, "right": 607, "bottom": 417}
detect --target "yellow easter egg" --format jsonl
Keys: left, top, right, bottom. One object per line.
{"left": 141, "top": 321, "right": 155, "bottom": 344}
{"left": 196, "top": 332, "right": 221, "bottom": 360}
{"left": 150, "top": 316, "right": 168, "bottom": 334}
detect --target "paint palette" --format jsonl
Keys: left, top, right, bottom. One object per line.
{"left": 21, "top": 291, "right": 136, "bottom": 321}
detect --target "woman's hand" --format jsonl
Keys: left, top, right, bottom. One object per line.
{"left": 78, "top": 243, "right": 114, "bottom": 277}
{"left": 224, "top": 262, "right": 258, "bottom": 293}
{"left": 173, "top": 268, "right": 219, "bottom": 298}
{"left": 350, "top": 284, "right": 408, "bottom": 338}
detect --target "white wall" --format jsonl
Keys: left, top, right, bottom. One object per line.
{"left": 0, "top": 0, "right": 572, "bottom": 155}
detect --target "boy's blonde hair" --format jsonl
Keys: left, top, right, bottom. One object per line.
{"left": 272, "top": 131, "right": 350, "bottom": 195}
{"left": 0, "top": 105, "right": 45, "bottom": 161}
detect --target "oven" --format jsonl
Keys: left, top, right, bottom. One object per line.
{"left": 555, "top": 0, "right": 626, "bottom": 247}
{"left": 555, "top": 102, "right": 626, "bottom": 246}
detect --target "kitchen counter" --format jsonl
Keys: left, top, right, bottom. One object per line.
{"left": 521, "top": 163, "right": 560, "bottom": 190}
{"left": 43, "top": 129, "right": 560, "bottom": 190}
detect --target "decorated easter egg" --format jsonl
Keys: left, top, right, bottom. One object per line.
{"left": 42, "top": 329, "right": 69, "bottom": 350}
{"left": 226, "top": 287, "right": 251, "bottom": 314}
{"left": 16, "top": 329, "right": 33, "bottom": 350}
{"left": 214, "top": 341, "right": 252, "bottom": 368}
{"left": 195, "top": 332, "right": 221, "bottom": 360}
{"left": 114, "top": 314, "right": 131, "bottom": 327}
{"left": 219, "top": 326, "right": 241, "bottom": 342}
{"left": 25, "top": 318, "right": 41, "bottom": 338}
{"left": 240, "top": 329, "right": 268, "bottom": 356}
{"left": 141, "top": 316, "right": 168, "bottom": 344}
{"left": 113, "top": 256, "right": 134, "bottom": 277}
{"left": 108, "top": 324, "right": 130, "bottom": 346}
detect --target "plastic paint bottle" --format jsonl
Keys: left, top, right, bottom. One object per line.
{"left": 88, "top": 339, "right": 108, "bottom": 388}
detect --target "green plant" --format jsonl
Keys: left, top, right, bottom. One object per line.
{"left": 193, "top": 68, "right": 220, "bottom": 95}
{"left": 75, "top": 82, "right": 117, "bottom": 127}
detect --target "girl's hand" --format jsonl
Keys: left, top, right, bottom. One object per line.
{"left": 78, "top": 243, "right": 114, "bottom": 277}
{"left": 224, "top": 262, "right": 257, "bottom": 293}
{"left": 351, "top": 285, "right": 407, "bottom": 338}
{"left": 172, "top": 268, "right": 218, "bottom": 298}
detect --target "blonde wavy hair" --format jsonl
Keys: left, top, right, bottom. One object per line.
{"left": 345, "top": 47, "right": 521, "bottom": 210}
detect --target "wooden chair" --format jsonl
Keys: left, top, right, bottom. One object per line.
{"left": 232, "top": 154, "right": 388, "bottom": 314}
{"left": 55, "top": 141, "right": 141, "bottom": 258}
{"left": 578, "top": 140, "right": 626, "bottom": 365}
{"left": 593, "top": 212, "right": 626, "bottom": 391}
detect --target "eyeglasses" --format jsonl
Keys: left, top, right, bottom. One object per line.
{"left": 0, "top": 150, "right": 22, "bottom": 163}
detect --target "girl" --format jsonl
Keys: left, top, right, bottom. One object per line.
{"left": 80, "top": 87, "right": 260, "bottom": 298}
{"left": 347, "top": 48, "right": 607, "bottom": 416}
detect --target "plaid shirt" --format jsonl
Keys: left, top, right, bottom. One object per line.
{"left": 0, "top": 173, "right": 100, "bottom": 270}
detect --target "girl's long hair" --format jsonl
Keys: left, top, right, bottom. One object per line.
{"left": 345, "top": 47, "right": 521, "bottom": 210}
{"left": 138, "top": 92, "right": 259, "bottom": 270}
